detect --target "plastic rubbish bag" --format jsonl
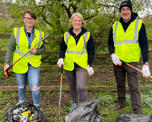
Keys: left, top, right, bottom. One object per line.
{"left": 64, "top": 99, "right": 102, "bottom": 122}
{"left": 3, "top": 103, "right": 45, "bottom": 122}
{"left": 116, "top": 114, "right": 152, "bottom": 122}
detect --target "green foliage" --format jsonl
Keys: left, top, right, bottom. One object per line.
{"left": 0, "top": 90, "right": 152, "bottom": 121}
{"left": 144, "top": 17, "right": 152, "bottom": 40}
{"left": 0, "top": 18, "right": 13, "bottom": 34}
{"left": 86, "top": 14, "right": 114, "bottom": 38}
{"left": 117, "top": 90, "right": 152, "bottom": 109}
{"left": 42, "top": 55, "right": 58, "bottom": 65}
{"left": 1, "top": 0, "right": 149, "bottom": 36}
{"left": 125, "top": 94, "right": 131, "bottom": 105}
{"left": 0, "top": 0, "right": 151, "bottom": 41}
{"left": 0, "top": 38, "right": 8, "bottom": 50}
{"left": 93, "top": 91, "right": 115, "bottom": 105}
{"left": 141, "top": 89, "right": 152, "bottom": 109}
{"left": 98, "top": 95, "right": 114, "bottom": 105}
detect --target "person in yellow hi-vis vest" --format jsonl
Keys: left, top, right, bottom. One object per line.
{"left": 108, "top": 0, "right": 151, "bottom": 114}
{"left": 4, "top": 11, "right": 45, "bottom": 107}
{"left": 57, "top": 13, "right": 95, "bottom": 112}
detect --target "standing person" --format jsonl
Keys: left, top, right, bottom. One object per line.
{"left": 57, "top": 13, "right": 95, "bottom": 111}
{"left": 108, "top": 0, "right": 151, "bottom": 114}
{"left": 4, "top": 11, "right": 46, "bottom": 107}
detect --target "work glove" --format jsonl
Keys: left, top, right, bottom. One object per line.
{"left": 142, "top": 64, "right": 151, "bottom": 78}
{"left": 87, "top": 65, "right": 94, "bottom": 76}
{"left": 111, "top": 53, "right": 122, "bottom": 66}
{"left": 57, "top": 58, "right": 64, "bottom": 68}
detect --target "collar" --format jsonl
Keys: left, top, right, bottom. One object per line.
{"left": 68, "top": 27, "right": 87, "bottom": 36}
{"left": 24, "top": 26, "right": 35, "bottom": 34}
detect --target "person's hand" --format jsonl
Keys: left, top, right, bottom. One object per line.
{"left": 111, "top": 53, "right": 122, "bottom": 66}
{"left": 30, "top": 48, "right": 37, "bottom": 54}
{"left": 142, "top": 64, "right": 151, "bottom": 78}
{"left": 87, "top": 65, "right": 94, "bottom": 76}
{"left": 57, "top": 58, "right": 64, "bottom": 68}
{"left": 4, "top": 64, "right": 9, "bottom": 72}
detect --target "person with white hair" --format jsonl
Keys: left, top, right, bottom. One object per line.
{"left": 57, "top": 12, "right": 95, "bottom": 112}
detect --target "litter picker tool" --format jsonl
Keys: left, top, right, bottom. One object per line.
{"left": 59, "top": 64, "right": 63, "bottom": 114}
{"left": 126, "top": 63, "right": 152, "bottom": 78}
{"left": 4, "top": 35, "right": 49, "bottom": 78}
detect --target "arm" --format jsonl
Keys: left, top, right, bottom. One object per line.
{"left": 108, "top": 27, "right": 122, "bottom": 65}
{"left": 108, "top": 27, "right": 115, "bottom": 54}
{"left": 138, "top": 23, "right": 151, "bottom": 78}
{"left": 4, "top": 33, "right": 16, "bottom": 65}
{"left": 87, "top": 34, "right": 95, "bottom": 66}
{"left": 57, "top": 37, "right": 67, "bottom": 68}
{"left": 138, "top": 23, "right": 148, "bottom": 64}
{"left": 59, "top": 37, "right": 67, "bottom": 58}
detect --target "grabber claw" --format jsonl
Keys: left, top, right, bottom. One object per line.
{"left": 5, "top": 70, "right": 9, "bottom": 78}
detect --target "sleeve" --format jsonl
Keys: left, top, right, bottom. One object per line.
{"left": 108, "top": 27, "right": 115, "bottom": 55}
{"left": 87, "top": 34, "right": 95, "bottom": 66}
{"left": 138, "top": 23, "right": 148, "bottom": 64}
{"left": 59, "top": 37, "right": 67, "bottom": 58}
{"left": 4, "top": 33, "right": 16, "bottom": 65}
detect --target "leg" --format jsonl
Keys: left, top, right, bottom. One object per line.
{"left": 16, "top": 73, "right": 27, "bottom": 103}
{"left": 126, "top": 62, "right": 142, "bottom": 114}
{"left": 28, "top": 64, "right": 40, "bottom": 107}
{"left": 114, "top": 64, "right": 126, "bottom": 105}
{"left": 65, "top": 70, "right": 78, "bottom": 103}
{"left": 76, "top": 66, "right": 87, "bottom": 103}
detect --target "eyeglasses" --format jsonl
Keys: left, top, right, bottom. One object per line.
{"left": 24, "top": 17, "right": 35, "bottom": 21}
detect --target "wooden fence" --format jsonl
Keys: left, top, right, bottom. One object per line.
{"left": 0, "top": 34, "right": 152, "bottom": 91}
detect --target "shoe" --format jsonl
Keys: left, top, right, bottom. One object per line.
{"left": 114, "top": 103, "right": 125, "bottom": 110}
{"left": 68, "top": 103, "right": 77, "bottom": 112}
{"left": 16, "top": 101, "right": 24, "bottom": 105}
{"left": 35, "top": 106, "right": 40, "bottom": 109}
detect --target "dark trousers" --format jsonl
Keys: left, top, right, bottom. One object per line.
{"left": 65, "top": 66, "right": 87, "bottom": 103}
{"left": 114, "top": 62, "right": 142, "bottom": 113}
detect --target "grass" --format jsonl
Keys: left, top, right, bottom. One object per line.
{"left": 0, "top": 90, "right": 152, "bottom": 122}
{"left": 0, "top": 63, "right": 152, "bottom": 122}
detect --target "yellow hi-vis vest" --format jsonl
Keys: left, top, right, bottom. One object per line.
{"left": 113, "top": 19, "right": 142, "bottom": 62}
{"left": 12, "top": 27, "right": 44, "bottom": 73}
{"left": 64, "top": 32, "right": 90, "bottom": 71}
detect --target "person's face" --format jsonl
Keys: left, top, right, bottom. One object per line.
{"left": 120, "top": 6, "right": 131, "bottom": 22}
{"left": 71, "top": 16, "right": 82, "bottom": 30}
{"left": 23, "top": 13, "right": 36, "bottom": 28}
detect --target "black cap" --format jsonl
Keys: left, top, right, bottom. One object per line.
{"left": 119, "top": 0, "right": 132, "bottom": 12}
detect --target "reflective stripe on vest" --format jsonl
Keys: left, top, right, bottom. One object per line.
{"left": 113, "top": 19, "right": 142, "bottom": 62}
{"left": 114, "top": 19, "right": 139, "bottom": 45}
{"left": 64, "top": 31, "right": 90, "bottom": 71}
{"left": 12, "top": 27, "right": 44, "bottom": 73}
{"left": 65, "top": 32, "right": 88, "bottom": 54}
{"left": 15, "top": 28, "right": 42, "bottom": 57}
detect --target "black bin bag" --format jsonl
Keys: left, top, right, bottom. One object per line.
{"left": 116, "top": 114, "right": 152, "bottom": 122}
{"left": 64, "top": 99, "right": 102, "bottom": 122}
{"left": 3, "top": 103, "right": 45, "bottom": 122}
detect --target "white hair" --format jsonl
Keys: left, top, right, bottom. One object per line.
{"left": 69, "top": 13, "right": 86, "bottom": 27}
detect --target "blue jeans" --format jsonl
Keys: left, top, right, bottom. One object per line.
{"left": 16, "top": 64, "right": 40, "bottom": 107}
